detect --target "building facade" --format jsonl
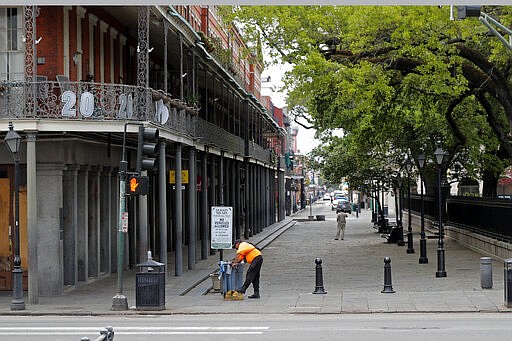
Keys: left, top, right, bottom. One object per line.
{"left": 0, "top": 5, "right": 287, "bottom": 302}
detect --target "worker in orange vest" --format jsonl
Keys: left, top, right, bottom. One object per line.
{"left": 231, "top": 239, "right": 263, "bottom": 299}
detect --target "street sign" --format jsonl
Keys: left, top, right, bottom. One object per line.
{"left": 211, "top": 206, "right": 233, "bottom": 249}
{"left": 121, "top": 212, "right": 128, "bottom": 233}
{"left": 169, "top": 170, "right": 189, "bottom": 184}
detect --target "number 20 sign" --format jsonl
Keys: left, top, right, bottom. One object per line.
{"left": 61, "top": 91, "right": 169, "bottom": 124}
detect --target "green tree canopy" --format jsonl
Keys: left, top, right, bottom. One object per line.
{"left": 222, "top": 5, "right": 512, "bottom": 196}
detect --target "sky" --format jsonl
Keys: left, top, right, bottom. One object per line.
{"left": 264, "top": 63, "right": 320, "bottom": 155}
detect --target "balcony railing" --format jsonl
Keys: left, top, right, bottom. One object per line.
{"left": 0, "top": 80, "right": 196, "bottom": 136}
{"left": 0, "top": 80, "right": 277, "bottom": 164}
{"left": 195, "top": 117, "right": 245, "bottom": 155}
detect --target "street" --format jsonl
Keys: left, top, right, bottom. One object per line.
{"left": 1, "top": 313, "right": 511, "bottom": 341}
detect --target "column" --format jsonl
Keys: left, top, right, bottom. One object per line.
{"left": 76, "top": 7, "right": 86, "bottom": 81}
{"left": 77, "top": 166, "right": 89, "bottom": 282}
{"left": 200, "top": 151, "right": 209, "bottom": 259}
{"left": 119, "top": 34, "right": 127, "bottom": 83}
{"left": 109, "top": 27, "right": 118, "bottom": 83}
{"left": 36, "top": 164, "right": 65, "bottom": 295}
{"left": 25, "top": 133, "right": 38, "bottom": 304}
{"left": 63, "top": 7, "right": 71, "bottom": 76}
{"left": 188, "top": 147, "right": 197, "bottom": 269}
{"left": 235, "top": 161, "right": 241, "bottom": 239}
{"left": 278, "top": 170, "right": 285, "bottom": 221}
{"left": 158, "top": 142, "right": 168, "bottom": 268}
{"left": 63, "top": 165, "right": 79, "bottom": 286}
{"left": 88, "top": 14, "right": 98, "bottom": 79}
{"left": 209, "top": 155, "right": 217, "bottom": 254}
{"left": 87, "top": 167, "right": 100, "bottom": 278}
{"left": 174, "top": 143, "right": 183, "bottom": 276}
{"left": 100, "top": 167, "right": 112, "bottom": 274}
{"left": 99, "top": 20, "right": 108, "bottom": 83}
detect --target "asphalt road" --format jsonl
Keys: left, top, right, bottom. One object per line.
{"left": 1, "top": 313, "right": 511, "bottom": 341}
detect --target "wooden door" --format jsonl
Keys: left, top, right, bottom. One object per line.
{"left": 0, "top": 177, "right": 28, "bottom": 291}
{"left": 0, "top": 178, "right": 11, "bottom": 290}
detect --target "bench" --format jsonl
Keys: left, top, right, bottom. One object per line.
{"left": 381, "top": 225, "right": 404, "bottom": 243}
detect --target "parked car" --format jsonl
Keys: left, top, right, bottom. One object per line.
{"left": 331, "top": 196, "right": 348, "bottom": 210}
{"left": 323, "top": 193, "right": 331, "bottom": 201}
{"left": 336, "top": 199, "right": 352, "bottom": 214}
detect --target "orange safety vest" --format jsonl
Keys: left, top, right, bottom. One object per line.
{"left": 237, "top": 242, "right": 262, "bottom": 263}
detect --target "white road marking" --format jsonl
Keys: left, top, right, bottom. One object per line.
{"left": 0, "top": 326, "right": 269, "bottom": 335}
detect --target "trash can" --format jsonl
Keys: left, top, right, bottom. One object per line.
{"left": 218, "top": 261, "right": 244, "bottom": 296}
{"left": 505, "top": 258, "right": 512, "bottom": 308}
{"left": 135, "top": 259, "right": 165, "bottom": 310}
{"left": 210, "top": 272, "right": 221, "bottom": 292}
{"left": 480, "top": 257, "right": 493, "bottom": 289}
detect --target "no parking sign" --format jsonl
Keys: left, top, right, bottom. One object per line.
{"left": 211, "top": 206, "right": 233, "bottom": 249}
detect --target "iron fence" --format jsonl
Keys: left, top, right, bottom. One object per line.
{"left": 446, "top": 196, "right": 512, "bottom": 242}
{"left": 405, "top": 193, "right": 512, "bottom": 242}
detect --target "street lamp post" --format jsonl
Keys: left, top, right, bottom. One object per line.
{"left": 396, "top": 175, "right": 405, "bottom": 246}
{"left": 405, "top": 157, "right": 415, "bottom": 254}
{"left": 434, "top": 145, "right": 447, "bottom": 277}
{"left": 417, "top": 153, "right": 428, "bottom": 264}
{"left": 4, "top": 122, "right": 25, "bottom": 310}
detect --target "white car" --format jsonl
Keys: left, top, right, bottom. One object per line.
{"left": 323, "top": 193, "right": 331, "bottom": 201}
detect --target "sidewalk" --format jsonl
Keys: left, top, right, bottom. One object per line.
{"left": 1, "top": 201, "right": 510, "bottom": 315}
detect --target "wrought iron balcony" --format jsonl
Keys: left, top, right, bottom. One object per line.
{"left": 0, "top": 80, "right": 278, "bottom": 165}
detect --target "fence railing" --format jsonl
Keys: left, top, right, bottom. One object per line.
{"left": 446, "top": 196, "right": 512, "bottom": 242}
{"left": 1, "top": 81, "right": 276, "bottom": 164}
{"left": 404, "top": 193, "right": 512, "bottom": 242}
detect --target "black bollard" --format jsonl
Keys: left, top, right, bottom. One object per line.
{"left": 381, "top": 257, "right": 395, "bottom": 293}
{"left": 312, "top": 258, "right": 327, "bottom": 294}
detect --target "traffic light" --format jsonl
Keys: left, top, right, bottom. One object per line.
{"left": 457, "top": 6, "right": 481, "bottom": 19}
{"left": 137, "top": 126, "right": 159, "bottom": 171}
{"left": 127, "top": 175, "right": 149, "bottom": 196}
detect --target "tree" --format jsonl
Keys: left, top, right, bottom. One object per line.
{"left": 222, "top": 5, "right": 512, "bottom": 196}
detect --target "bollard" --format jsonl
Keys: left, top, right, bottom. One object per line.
{"left": 312, "top": 258, "right": 327, "bottom": 294}
{"left": 480, "top": 257, "right": 493, "bottom": 289}
{"left": 381, "top": 257, "right": 395, "bottom": 293}
{"left": 505, "top": 258, "right": 512, "bottom": 308}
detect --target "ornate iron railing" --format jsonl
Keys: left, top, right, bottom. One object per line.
{"left": 0, "top": 80, "right": 196, "bottom": 137}
{"left": 248, "top": 141, "right": 272, "bottom": 164}
{"left": 0, "top": 80, "right": 278, "bottom": 164}
{"left": 195, "top": 117, "right": 245, "bottom": 155}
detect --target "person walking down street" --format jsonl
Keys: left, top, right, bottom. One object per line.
{"left": 336, "top": 211, "right": 348, "bottom": 240}
{"left": 232, "top": 239, "right": 263, "bottom": 299}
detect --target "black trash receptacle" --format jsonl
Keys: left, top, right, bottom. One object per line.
{"left": 135, "top": 259, "right": 165, "bottom": 310}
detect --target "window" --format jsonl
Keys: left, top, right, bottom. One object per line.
{"left": 0, "top": 7, "right": 24, "bottom": 81}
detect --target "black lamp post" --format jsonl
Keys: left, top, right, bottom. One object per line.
{"left": 404, "top": 157, "right": 415, "bottom": 254}
{"left": 396, "top": 175, "right": 405, "bottom": 246}
{"left": 417, "top": 153, "right": 428, "bottom": 264}
{"left": 434, "top": 145, "right": 447, "bottom": 277}
{"left": 4, "top": 122, "right": 25, "bottom": 310}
